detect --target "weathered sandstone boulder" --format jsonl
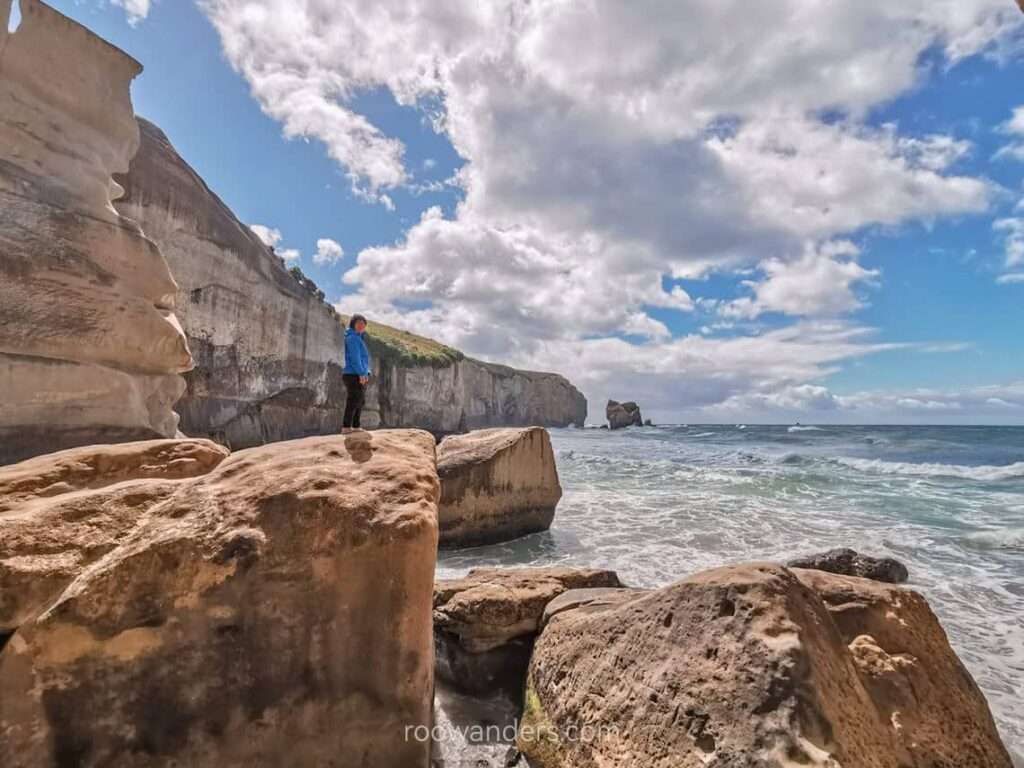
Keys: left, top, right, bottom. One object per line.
{"left": 437, "top": 428, "right": 562, "bottom": 547}
{"left": 0, "top": 430, "right": 439, "bottom": 767}
{"left": 0, "top": 439, "right": 228, "bottom": 633}
{"left": 0, "top": 0, "right": 192, "bottom": 465}
{"left": 434, "top": 567, "right": 622, "bottom": 694}
{"left": 787, "top": 547, "right": 909, "bottom": 583}
{"left": 606, "top": 400, "right": 643, "bottom": 429}
{"left": 115, "top": 120, "right": 586, "bottom": 446}
{"left": 520, "top": 562, "right": 1011, "bottom": 767}
{"left": 540, "top": 586, "right": 647, "bottom": 630}
{"left": 795, "top": 567, "right": 1010, "bottom": 768}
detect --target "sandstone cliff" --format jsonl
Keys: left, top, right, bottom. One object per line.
{"left": 0, "top": 0, "right": 192, "bottom": 465}
{"left": 114, "top": 119, "right": 586, "bottom": 448}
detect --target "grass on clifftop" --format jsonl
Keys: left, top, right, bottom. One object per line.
{"left": 339, "top": 315, "right": 463, "bottom": 368}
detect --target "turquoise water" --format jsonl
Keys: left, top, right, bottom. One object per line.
{"left": 437, "top": 424, "right": 1024, "bottom": 756}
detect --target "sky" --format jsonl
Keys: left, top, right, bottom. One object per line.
{"left": 35, "top": 0, "right": 1024, "bottom": 424}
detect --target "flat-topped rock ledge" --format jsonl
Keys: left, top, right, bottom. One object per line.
{"left": 434, "top": 567, "right": 623, "bottom": 694}
{"left": 519, "top": 562, "right": 1012, "bottom": 767}
{"left": 787, "top": 547, "right": 909, "bottom": 583}
{"left": 437, "top": 427, "right": 562, "bottom": 548}
{"left": 606, "top": 400, "right": 643, "bottom": 429}
{"left": 0, "top": 430, "right": 439, "bottom": 767}
{"left": 0, "top": 0, "right": 192, "bottom": 464}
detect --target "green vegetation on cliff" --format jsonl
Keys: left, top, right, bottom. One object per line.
{"left": 339, "top": 315, "right": 463, "bottom": 368}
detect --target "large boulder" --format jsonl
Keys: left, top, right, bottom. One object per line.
{"left": 437, "top": 428, "right": 562, "bottom": 548}
{"left": 519, "top": 563, "right": 1011, "bottom": 767}
{"left": 787, "top": 547, "right": 909, "bottom": 583}
{"left": 434, "top": 567, "right": 622, "bottom": 694}
{"left": 0, "top": 439, "right": 228, "bottom": 633}
{"left": 0, "top": 0, "right": 192, "bottom": 464}
{"left": 605, "top": 400, "right": 643, "bottom": 430}
{"left": 0, "top": 430, "right": 440, "bottom": 768}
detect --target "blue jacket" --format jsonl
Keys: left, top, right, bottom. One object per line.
{"left": 343, "top": 328, "right": 370, "bottom": 376}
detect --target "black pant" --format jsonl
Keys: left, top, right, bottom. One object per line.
{"left": 342, "top": 374, "right": 366, "bottom": 428}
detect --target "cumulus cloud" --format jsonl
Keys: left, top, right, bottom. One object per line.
{"left": 314, "top": 238, "right": 345, "bottom": 265}
{"left": 995, "top": 217, "right": 1024, "bottom": 267}
{"left": 204, "top": 0, "right": 1023, "bottom": 419}
{"left": 995, "top": 105, "right": 1024, "bottom": 161}
{"left": 111, "top": 0, "right": 151, "bottom": 25}
{"left": 249, "top": 223, "right": 282, "bottom": 248}
{"left": 996, "top": 272, "right": 1024, "bottom": 284}
{"left": 250, "top": 223, "right": 301, "bottom": 262}
{"left": 722, "top": 241, "right": 879, "bottom": 319}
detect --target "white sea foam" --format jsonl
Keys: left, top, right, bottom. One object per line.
{"left": 438, "top": 425, "right": 1024, "bottom": 754}
{"left": 836, "top": 458, "right": 1024, "bottom": 482}
{"left": 788, "top": 425, "right": 824, "bottom": 432}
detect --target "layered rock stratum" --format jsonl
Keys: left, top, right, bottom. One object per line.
{"left": 114, "top": 119, "right": 586, "bottom": 448}
{"left": 519, "top": 563, "right": 1012, "bottom": 767}
{"left": 437, "top": 427, "right": 563, "bottom": 547}
{"left": 0, "top": 0, "right": 192, "bottom": 465}
{"left": 0, "top": 431, "right": 439, "bottom": 767}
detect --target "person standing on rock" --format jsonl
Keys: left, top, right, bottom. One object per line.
{"left": 342, "top": 314, "right": 370, "bottom": 432}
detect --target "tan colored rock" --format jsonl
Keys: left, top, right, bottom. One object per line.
{"left": 0, "top": 439, "right": 228, "bottom": 632}
{"left": 0, "top": 0, "right": 191, "bottom": 465}
{"left": 437, "top": 428, "right": 561, "bottom": 547}
{"left": 0, "top": 430, "right": 439, "bottom": 767}
{"left": 520, "top": 563, "right": 1012, "bottom": 768}
{"left": 795, "top": 567, "right": 1011, "bottom": 768}
{"left": 434, "top": 567, "right": 622, "bottom": 695}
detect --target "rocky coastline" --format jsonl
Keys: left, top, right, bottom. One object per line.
{"left": 0, "top": 3, "right": 1017, "bottom": 768}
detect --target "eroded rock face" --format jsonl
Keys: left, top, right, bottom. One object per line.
{"left": 795, "top": 568, "right": 1011, "bottom": 768}
{"left": 0, "top": 1, "right": 192, "bottom": 465}
{"left": 114, "top": 118, "right": 351, "bottom": 447}
{"left": 0, "top": 430, "right": 439, "bottom": 768}
{"left": 434, "top": 567, "right": 622, "bottom": 695}
{"left": 787, "top": 547, "right": 909, "bottom": 583}
{"left": 520, "top": 563, "right": 1011, "bottom": 768}
{"left": 437, "top": 428, "right": 562, "bottom": 548}
{"left": 371, "top": 359, "right": 588, "bottom": 434}
{"left": 115, "top": 120, "right": 586, "bottom": 446}
{"left": 0, "top": 439, "right": 229, "bottom": 633}
{"left": 605, "top": 400, "right": 642, "bottom": 429}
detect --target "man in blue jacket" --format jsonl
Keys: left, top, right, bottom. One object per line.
{"left": 342, "top": 314, "right": 370, "bottom": 431}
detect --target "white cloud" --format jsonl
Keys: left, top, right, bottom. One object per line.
{"left": 995, "top": 105, "right": 1024, "bottom": 161}
{"left": 313, "top": 237, "right": 345, "bottom": 265}
{"left": 995, "top": 218, "right": 1024, "bottom": 267}
{"left": 722, "top": 241, "right": 879, "bottom": 319}
{"left": 111, "top": 0, "right": 151, "bottom": 25}
{"left": 996, "top": 272, "right": 1024, "bottom": 284}
{"left": 251, "top": 223, "right": 301, "bottom": 262}
{"left": 249, "top": 223, "right": 282, "bottom": 248}
{"left": 203, "top": 0, "right": 1023, "bottom": 420}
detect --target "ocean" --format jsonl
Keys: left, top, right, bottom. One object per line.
{"left": 436, "top": 424, "right": 1024, "bottom": 756}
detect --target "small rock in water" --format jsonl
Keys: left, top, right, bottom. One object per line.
{"left": 787, "top": 547, "right": 909, "bottom": 583}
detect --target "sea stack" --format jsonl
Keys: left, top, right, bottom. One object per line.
{"left": 606, "top": 400, "right": 644, "bottom": 429}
